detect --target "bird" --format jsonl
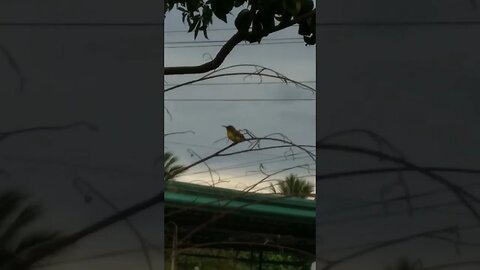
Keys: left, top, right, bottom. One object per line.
{"left": 222, "top": 125, "right": 246, "bottom": 143}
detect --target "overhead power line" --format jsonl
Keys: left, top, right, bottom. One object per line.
{"left": 165, "top": 26, "right": 300, "bottom": 33}
{"left": 4, "top": 20, "right": 480, "bottom": 27}
{"left": 165, "top": 41, "right": 306, "bottom": 48}
{"left": 0, "top": 22, "right": 163, "bottom": 26}
{"left": 316, "top": 20, "right": 480, "bottom": 26}
{"left": 164, "top": 98, "right": 315, "bottom": 102}
{"left": 165, "top": 28, "right": 238, "bottom": 33}
{"left": 164, "top": 37, "right": 302, "bottom": 44}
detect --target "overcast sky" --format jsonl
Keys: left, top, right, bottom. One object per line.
{"left": 0, "top": 1, "right": 163, "bottom": 269}
{"left": 315, "top": 1, "right": 480, "bottom": 269}
{"left": 164, "top": 9, "right": 316, "bottom": 191}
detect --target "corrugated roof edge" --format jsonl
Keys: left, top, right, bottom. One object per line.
{"left": 165, "top": 181, "right": 315, "bottom": 211}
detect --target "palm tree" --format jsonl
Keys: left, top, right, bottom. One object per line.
{"left": 385, "top": 257, "right": 422, "bottom": 270}
{"left": 0, "top": 190, "right": 60, "bottom": 270}
{"left": 164, "top": 151, "right": 186, "bottom": 181}
{"left": 270, "top": 174, "right": 314, "bottom": 199}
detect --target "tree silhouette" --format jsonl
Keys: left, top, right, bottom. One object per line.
{"left": 165, "top": 0, "right": 315, "bottom": 43}
{"left": 164, "top": 151, "right": 187, "bottom": 181}
{"left": 164, "top": 0, "right": 316, "bottom": 75}
{"left": 270, "top": 173, "right": 314, "bottom": 198}
{"left": 0, "top": 190, "right": 60, "bottom": 270}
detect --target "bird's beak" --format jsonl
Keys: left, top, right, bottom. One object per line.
{"left": 222, "top": 125, "right": 227, "bottom": 128}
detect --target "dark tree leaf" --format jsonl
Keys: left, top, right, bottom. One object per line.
{"left": 182, "top": 12, "right": 187, "bottom": 23}
{"left": 188, "top": 16, "right": 200, "bottom": 32}
{"left": 211, "top": 0, "right": 234, "bottom": 23}
{"left": 177, "top": 6, "right": 188, "bottom": 12}
{"left": 194, "top": 23, "right": 200, "bottom": 39}
{"left": 303, "top": 33, "right": 315, "bottom": 45}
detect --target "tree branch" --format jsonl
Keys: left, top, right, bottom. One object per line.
{"left": 18, "top": 192, "right": 164, "bottom": 269}
{"left": 321, "top": 227, "right": 457, "bottom": 270}
{"left": 72, "top": 178, "right": 153, "bottom": 270}
{"left": 317, "top": 167, "right": 480, "bottom": 182}
{"left": 0, "top": 44, "right": 24, "bottom": 92}
{"left": 165, "top": 32, "right": 246, "bottom": 75}
{"left": 20, "top": 136, "right": 310, "bottom": 265}
{"left": 0, "top": 122, "right": 99, "bottom": 143}
{"left": 317, "top": 142, "right": 480, "bottom": 221}
{"left": 164, "top": 64, "right": 316, "bottom": 93}
{"left": 164, "top": 9, "right": 316, "bottom": 75}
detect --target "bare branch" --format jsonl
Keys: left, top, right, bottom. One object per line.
{"left": 164, "top": 64, "right": 316, "bottom": 93}
{"left": 18, "top": 135, "right": 311, "bottom": 265}
{"left": 317, "top": 166, "right": 480, "bottom": 182}
{"left": 187, "top": 149, "right": 222, "bottom": 187}
{"left": 318, "top": 128, "right": 406, "bottom": 159}
{"left": 217, "top": 137, "right": 315, "bottom": 161}
{"left": 0, "top": 121, "right": 99, "bottom": 143}
{"left": 173, "top": 165, "right": 311, "bottom": 246}
{"left": 72, "top": 178, "right": 153, "bottom": 270}
{"left": 165, "top": 32, "right": 245, "bottom": 75}
{"left": 321, "top": 227, "right": 458, "bottom": 270}
{"left": 17, "top": 191, "right": 164, "bottom": 268}
{"left": 164, "top": 130, "right": 195, "bottom": 137}
{"left": 317, "top": 142, "right": 480, "bottom": 221}
{"left": 0, "top": 44, "right": 25, "bottom": 92}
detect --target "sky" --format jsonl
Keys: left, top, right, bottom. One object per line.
{"left": 1, "top": 1, "right": 480, "bottom": 270}
{"left": 0, "top": 1, "right": 164, "bottom": 269}
{"left": 315, "top": 1, "right": 480, "bottom": 269}
{"left": 164, "top": 9, "right": 316, "bottom": 191}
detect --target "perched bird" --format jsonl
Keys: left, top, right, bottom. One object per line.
{"left": 222, "top": 125, "right": 246, "bottom": 143}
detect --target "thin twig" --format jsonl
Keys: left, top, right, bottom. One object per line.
{"left": 0, "top": 122, "right": 99, "bottom": 143}
{"left": 321, "top": 227, "right": 458, "bottom": 270}
{"left": 72, "top": 178, "right": 153, "bottom": 270}
{"left": 0, "top": 44, "right": 25, "bottom": 92}
{"left": 164, "top": 71, "right": 315, "bottom": 93}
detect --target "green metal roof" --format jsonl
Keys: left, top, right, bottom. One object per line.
{"left": 165, "top": 181, "right": 315, "bottom": 221}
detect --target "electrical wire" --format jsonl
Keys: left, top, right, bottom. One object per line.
{"left": 3, "top": 20, "right": 480, "bottom": 27}
{"left": 164, "top": 37, "right": 302, "bottom": 44}
{"left": 165, "top": 41, "right": 306, "bottom": 48}
{"left": 164, "top": 98, "right": 315, "bottom": 101}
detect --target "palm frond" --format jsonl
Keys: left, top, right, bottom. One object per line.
{"left": 15, "top": 231, "right": 60, "bottom": 254}
{"left": 0, "top": 205, "right": 42, "bottom": 246}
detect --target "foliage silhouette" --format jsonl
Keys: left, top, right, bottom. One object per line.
{"left": 0, "top": 190, "right": 60, "bottom": 270}
{"left": 270, "top": 173, "right": 314, "bottom": 198}
{"left": 165, "top": 0, "right": 315, "bottom": 44}
{"left": 164, "top": 151, "right": 187, "bottom": 181}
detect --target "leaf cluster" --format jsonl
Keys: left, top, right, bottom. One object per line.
{"left": 165, "top": 0, "right": 315, "bottom": 44}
